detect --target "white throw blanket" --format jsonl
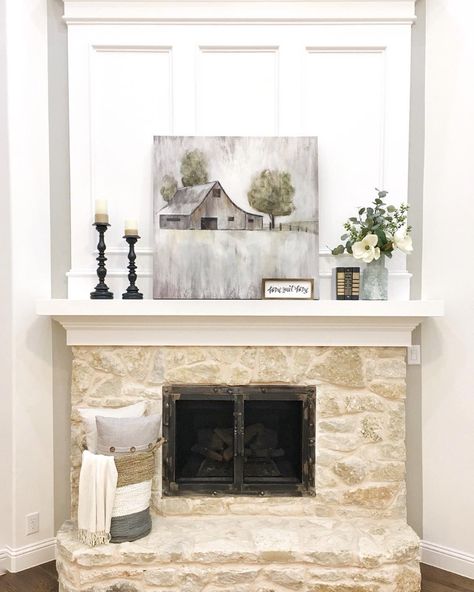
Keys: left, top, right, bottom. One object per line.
{"left": 78, "top": 450, "right": 118, "bottom": 546}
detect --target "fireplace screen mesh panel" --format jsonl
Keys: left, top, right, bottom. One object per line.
{"left": 176, "top": 399, "right": 235, "bottom": 482}
{"left": 244, "top": 400, "right": 302, "bottom": 484}
{"left": 163, "top": 385, "right": 315, "bottom": 496}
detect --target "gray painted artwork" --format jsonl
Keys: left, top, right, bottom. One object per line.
{"left": 153, "top": 136, "right": 319, "bottom": 299}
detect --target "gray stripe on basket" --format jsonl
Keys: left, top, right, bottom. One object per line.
{"left": 110, "top": 507, "right": 152, "bottom": 544}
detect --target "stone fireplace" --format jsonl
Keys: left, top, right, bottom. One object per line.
{"left": 57, "top": 344, "right": 420, "bottom": 592}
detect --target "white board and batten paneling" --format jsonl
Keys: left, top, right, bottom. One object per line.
{"left": 65, "top": 0, "right": 416, "bottom": 300}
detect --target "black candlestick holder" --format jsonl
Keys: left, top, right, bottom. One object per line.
{"left": 90, "top": 223, "right": 114, "bottom": 299}
{"left": 122, "top": 235, "right": 143, "bottom": 299}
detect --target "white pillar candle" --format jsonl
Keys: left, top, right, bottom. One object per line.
{"left": 124, "top": 218, "right": 138, "bottom": 236}
{"left": 94, "top": 199, "right": 109, "bottom": 224}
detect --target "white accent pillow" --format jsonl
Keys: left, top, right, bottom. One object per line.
{"left": 95, "top": 414, "right": 161, "bottom": 456}
{"left": 78, "top": 402, "right": 146, "bottom": 453}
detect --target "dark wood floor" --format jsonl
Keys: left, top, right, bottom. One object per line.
{"left": 421, "top": 564, "right": 474, "bottom": 592}
{"left": 0, "top": 562, "right": 472, "bottom": 591}
{"left": 0, "top": 562, "right": 58, "bottom": 592}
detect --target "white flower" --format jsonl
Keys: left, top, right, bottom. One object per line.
{"left": 352, "top": 234, "right": 381, "bottom": 263}
{"left": 393, "top": 227, "right": 413, "bottom": 254}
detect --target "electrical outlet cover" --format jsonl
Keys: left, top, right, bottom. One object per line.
{"left": 26, "top": 512, "right": 39, "bottom": 535}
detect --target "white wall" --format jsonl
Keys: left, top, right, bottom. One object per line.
{"left": 405, "top": 0, "right": 425, "bottom": 537}
{"left": 64, "top": 1, "right": 414, "bottom": 301}
{"left": 422, "top": 0, "right": 474, "bottom": 578}
{"left": 47, "top": 0, "right": 73, "bottom": 534}
{"left": 0, "top": 0, "right": 13, "bottom": 573}
{"left": 0, "top": 0, "right": 55, "bottom": 572}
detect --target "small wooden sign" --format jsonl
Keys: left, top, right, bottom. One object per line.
{"left": 262, "top": 278, "right": 315, "bottom": 300}
{"left": 334, "top": 267, "right": 360, "bottom": 300}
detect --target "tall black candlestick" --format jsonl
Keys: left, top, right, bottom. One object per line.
{"left": 90, "top": 223, "right": 114, "bottom": 299}
{"left": 122, "top": 235, "right": 143, "bottom": 299}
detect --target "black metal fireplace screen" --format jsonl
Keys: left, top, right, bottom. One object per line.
{"left": 162, "top": 385, "right": 316, "bottom": 496}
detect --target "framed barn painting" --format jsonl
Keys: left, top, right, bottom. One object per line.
{"left": 153, "top": 136, "right": 319, "bottom": 299}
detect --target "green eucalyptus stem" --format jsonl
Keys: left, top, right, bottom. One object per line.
{"left": 331, "top": 189, "right": 411, "bottom": 258}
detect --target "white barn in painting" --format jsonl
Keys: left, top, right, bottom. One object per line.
{"left": 159, "top": 181, "right": 263, "bottom": 230}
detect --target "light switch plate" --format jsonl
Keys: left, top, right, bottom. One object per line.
{"left": 407, "top": 345, "right": 421, "bottom": 365}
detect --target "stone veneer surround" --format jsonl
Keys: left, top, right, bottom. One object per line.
{"left": 58, "top": 345, "right": 420, "bottom": 591}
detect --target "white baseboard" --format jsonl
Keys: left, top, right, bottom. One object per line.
{"left": 0, "top": 538, "right": 56, "bottom": 574}
{"left": 421, "top": 540, "right": 474, "bottom": 580}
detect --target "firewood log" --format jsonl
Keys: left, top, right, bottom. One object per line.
{"left": 250, "top": 427, "right": 278, "bottom": 450}
{"left": 214, "top": 427, "right": 233, "bottom": 446}
{"left": 222, "top": 446, "right": 234, "bottom": 462}
{"left": 244, "top": 423, "right": 264, "bottom": 444}
{"left": 191, "top": 444, "right": 224, "bottom": 462}
{"left": 197, "top": 428, "right": 225, "bottom": 452}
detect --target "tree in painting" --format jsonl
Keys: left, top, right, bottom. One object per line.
{"left": 181, "top": 149, "right": 209, "bottom": 187}
{"left": 160, "top": 174, "right": 178, "bottom": 202}
{"left": 247, "top": 169, "right": 295, "bottom": 229}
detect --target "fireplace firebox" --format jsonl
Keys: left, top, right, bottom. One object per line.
{"left": 162, "top": 385, "right": 316, "bottom": 496}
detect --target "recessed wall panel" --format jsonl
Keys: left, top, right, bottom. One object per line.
{"left": 303, "top": 50, "right": 385, "bottom": 249}
{"left": 197, "top": 48, "right": 277, "bottom": 135}
{"left": 91, "top": 48, "right": 171, "bottom": 249}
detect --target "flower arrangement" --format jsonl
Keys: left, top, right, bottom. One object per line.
{"left": 331, "top": 190, "right": 413, "bottom": 264}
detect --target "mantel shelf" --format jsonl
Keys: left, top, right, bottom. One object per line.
{"left": 37, "top": 299, "right": 443, "bottom": 347}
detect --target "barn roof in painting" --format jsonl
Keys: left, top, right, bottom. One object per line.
{"left": 160, "top": 182, "right": 218, "bottom": 216}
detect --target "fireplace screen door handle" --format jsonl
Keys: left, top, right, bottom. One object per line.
{"left": 234, "top": 411, "right": 244, "bottom": 457}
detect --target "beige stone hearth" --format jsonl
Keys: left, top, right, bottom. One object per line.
{"left": 58, "top": 345, "right": 419, "bottom": 592}
{"left": 58, "top": 516, "right": 419, "bottom": 591}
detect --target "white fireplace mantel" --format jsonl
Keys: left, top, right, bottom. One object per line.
{"left": 37, "top": 299, "right": 443, "bottom": 346}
